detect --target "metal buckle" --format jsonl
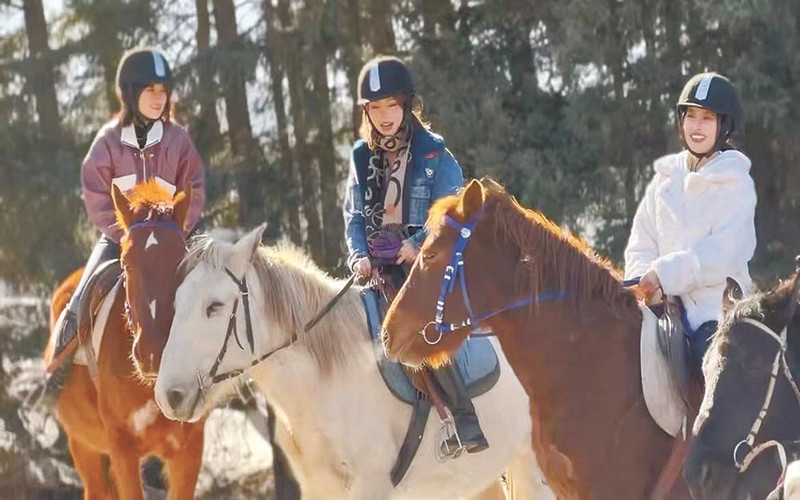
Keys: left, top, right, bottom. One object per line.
{"left": 421, "top": 321, "right": 443, "bottom": 345}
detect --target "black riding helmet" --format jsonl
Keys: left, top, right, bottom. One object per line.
{"left": 676, "top": 72, "right": 742, "bottom": 154}
{"left": 357, "top": 56, "right": 415, "bottom": 104}
{"left": 116, "top": 48, "right": 173, "bottom": 124}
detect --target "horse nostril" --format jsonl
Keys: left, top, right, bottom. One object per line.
{"left": 167, "top": 389, "right": 185, "bottom": 410}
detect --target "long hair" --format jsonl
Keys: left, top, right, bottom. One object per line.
{"left": 115, "top": 84, "right": 174, "bottom": 127}
{"left": 358, "top": 93, "right": 429, "bottom": 150}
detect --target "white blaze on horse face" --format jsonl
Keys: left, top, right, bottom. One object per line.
{"left": 145, "top": 231, "right": 158, "bottom": 250}
{"left": 150, "top": 299, "right": 157, "bottom": 320}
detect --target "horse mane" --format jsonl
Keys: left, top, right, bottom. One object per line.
{"left": 429, "top": 179, "right": 635, "bottom": 312}
{"left": 183, "top": 235, "right": 368, "bottom": 373}
{"left": 115, "top": 179, "right": 180, "bottom": 222}
{"left": 709, "top": 274, "right": 800, "bottom": 366}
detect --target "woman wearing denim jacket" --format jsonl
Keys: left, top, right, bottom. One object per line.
{"left": 342, "top": 56, "right": 487, "bottom": 457}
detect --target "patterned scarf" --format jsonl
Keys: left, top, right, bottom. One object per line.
{"left": 364, "top": 119, "right": 412, "bottom": 253}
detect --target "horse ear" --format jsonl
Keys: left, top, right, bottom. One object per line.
{"left": 228, "top": 223, "right": 267, "bottom": 277}
{"left": 172, "top": 185, "right": 193, "bottom": 233}
{"left": 459, "top": 179, "right": 485, "bottom": 220}
{"left": 112, "top": 184, "right": 134, "bottom": 231}
{"left": 479, "top": 176, "right": 504, "bottom": 191}
{"left": 790, "top": 271, "right": 800, "bottom": 302}
{"left": 776, "top": 272, "right": 800, "bottom": 329}
{"left": 722, "top": 277, "right": 743, "bottom": 314}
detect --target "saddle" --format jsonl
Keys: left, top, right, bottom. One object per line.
{"left": 48, "top": 260, "right": 122, "bottom": 373}
{"left": 360, "top": 289, "right": 500, "bottom": 485}
{"left": 640, "top": 296, "right": 692, "bottom": 438}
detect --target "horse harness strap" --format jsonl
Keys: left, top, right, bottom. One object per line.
{"left": 206, "top": 268, "right": 297, "bottom": 385}
{"left": 304, "top": 272, "right": 358, "bottom": 333}
{"left": 733, "top": 318, "right": 800, "bottom": 476}
{"left": 421, "top": 212, "right": 568, "bottom": 345}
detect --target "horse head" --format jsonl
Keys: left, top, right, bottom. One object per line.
{"left": 155, "top": 224, "right": 272, "bottom": 422}
{"left": 113, "top": 180, "right": 192, "bottom": 381}
{"left": 382, "top": 178, "right": 524, "bottom": 368}
{"left": 686, "top": 271, "right": 800, "bottom": 500}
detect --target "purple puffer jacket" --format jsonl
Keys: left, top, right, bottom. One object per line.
{"left": 81, "top": 119, "right": 206, "bottom": 243}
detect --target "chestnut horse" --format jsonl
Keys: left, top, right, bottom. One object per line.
{"left": 382, "top": 178, "right": 686, "bottom": 499}
{"left": 43, "top": 181, "right": 205, "bottom": 499}
{"left": 685, "top": 275, "right": 800, "bottom": 500}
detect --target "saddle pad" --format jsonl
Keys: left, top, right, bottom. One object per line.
{"left": 73, "top": 281, "right": 121, "bottom": 366}
{"left": 640, "top": 303, "right": 686, "bottom": 437}
{"left": 361, "top": 289, "right": 500, "bottom": 405}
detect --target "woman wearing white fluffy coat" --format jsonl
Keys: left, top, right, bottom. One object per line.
{"left": 624, "top": 72, "right": 757, "bottom": 381}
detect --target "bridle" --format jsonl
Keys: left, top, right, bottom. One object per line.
{"left": 420, "top": 211, "right": 568, "bottom": 345}
{"left": 123, "top": 219, "right": 185, "bottom": 331}
{"left": 731, "top": 318, "right": 800, "bottom": 478}
{"left": 204, "top": 268, "right": 297, "bottom": 386}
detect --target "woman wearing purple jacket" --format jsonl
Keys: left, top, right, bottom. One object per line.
{"left": 47, "top": 48, "right": 205, "bottom": 388}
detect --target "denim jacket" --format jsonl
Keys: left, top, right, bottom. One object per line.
{"left": 343, "top": 127, "right": 464, "bottom": 269}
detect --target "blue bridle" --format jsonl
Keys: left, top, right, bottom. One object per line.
{"left": 421, "top": 212, "right": 570, "bottom": 345}
{"left": 129, "top": 220, "right": 182, "bottom": 233}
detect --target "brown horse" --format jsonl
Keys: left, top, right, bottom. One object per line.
{"left": 43, "top": 180, "right": 205, "bottom": 499}
{"left": 382, "top": 178, "right": 684, "bottom": 499}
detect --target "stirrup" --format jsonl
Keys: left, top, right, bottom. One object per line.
{"left": 435, "top": 409, "right": 466, "bottom": 461}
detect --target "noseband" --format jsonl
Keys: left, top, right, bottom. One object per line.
{"left": 421, "top": 212, "right": 568, "bottom": 345}
{"left": 732, "top": 318, "right": 800, "bottom": 477}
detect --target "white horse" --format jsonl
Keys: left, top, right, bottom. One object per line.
{"left": 154, "top": 225, "right": 553, "bottom": 500}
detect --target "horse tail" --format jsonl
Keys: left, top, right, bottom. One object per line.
{"left": 43, "top": 268, "right": 83, "bottom": 365}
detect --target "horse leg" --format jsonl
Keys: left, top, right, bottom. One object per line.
{"left": 504, "top": 442, "right": 555, "bottom": 500}
{"left": 67, "top": 437, "right": 115, "bottom": 500}
{"left": 470, "top": 478, "right": 507, "bottom": 499}
{"left": 108, "top": 448, "right": 144, "bottom": 500}
{"left": 163, "top": 435, "right": 204, "bottom": 500}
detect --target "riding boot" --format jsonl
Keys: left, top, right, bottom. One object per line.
{"left": 431, "top": 363, "right": 489, "bottom": 456}
{"left": 41, "top": 343, "right": 75, "bottom": 411}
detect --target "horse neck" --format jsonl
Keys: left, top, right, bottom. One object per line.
{"left": 97, "top": 288, "right": 138, "bottom": 376}
{"left": 250, "top": 256, "right": 372, "bottom": 380}
{"left": 491, "top": 301, "right": 664, "bottom": 499}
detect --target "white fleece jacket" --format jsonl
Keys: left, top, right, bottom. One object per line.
{"left": 624, "top": 149, "right": 757, "bottom": 331}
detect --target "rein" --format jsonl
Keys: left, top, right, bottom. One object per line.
{"left": 420, "top": 211, "right": 569, "bottom": 345}
{"left": 732, "top": 318, "right": 800, "bottom": 477}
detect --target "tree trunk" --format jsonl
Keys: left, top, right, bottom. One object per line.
{"left": 22, "top": 0, "right": 61, "bottom": 144}
{"left": 211, "top": 0, "right": 254, "bottom": 158}
{"left": 746, "top": 121, "right": 778, "bottom": 261}
{"left": 341, "top": 0, "right": 363, "bottom": 139}
{"left": 278, "top": 0, "right": 325, "bottom": 264}
{"left": 212, "top": 0, "right": 261, "bottom": 226}
{"left": 263, "top": 0, "right": 302, "bottom": 245}
{"left": 308, "top": 0, "right": 344, "bottom": 268}
{"left": 367, "top": 0, "right": 396, "bottom": 54}
{"left": 194, "top": 0, "right": 222, "bottom": 157}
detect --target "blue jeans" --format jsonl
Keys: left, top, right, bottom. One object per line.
{"left": 689, "top": 321, "right": 717, "bottom": 383}
{"left": 65, "top": 235, "right": 120, "bottom": 313}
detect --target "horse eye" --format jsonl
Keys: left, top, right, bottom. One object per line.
{"left": 205, "top": 301, "right": 223, "bottom": 318}
{"left": 422, "top": 252, "right": 436, "bottom": 260}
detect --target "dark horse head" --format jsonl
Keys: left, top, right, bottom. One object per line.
{"left": 685, "top": 271, "right": 800, "bottom": 500}
{"left": 112, "top": 180, "right": 193, "bottom": 380}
